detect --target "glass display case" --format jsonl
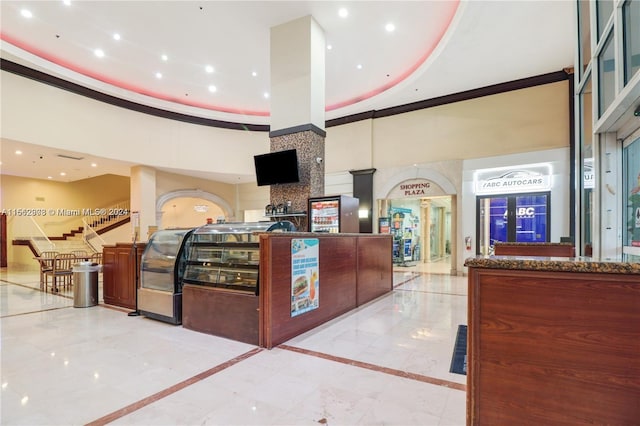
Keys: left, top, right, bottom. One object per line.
{"left": 183, "top": 221, "right": 293, "bottom": 293}
{"left": 139, "top": 228, "right": 194, "bottom": 324}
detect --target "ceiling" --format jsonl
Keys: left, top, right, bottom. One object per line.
{"left": 0, "top": 1, "right": 576, "bottom": 183}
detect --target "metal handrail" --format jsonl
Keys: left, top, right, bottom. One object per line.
{"left": 82, "top": 219, "right": 107, "bottom": 253}
{"left": 81, "top": 200, "right": 131, "bottom": 233}
{"left": 28, "top": 217, "right": 56, "bottom": 254}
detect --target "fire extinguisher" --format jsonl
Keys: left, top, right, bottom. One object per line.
{"left": 465, "top": 236, "right": 472, "bottom": 251}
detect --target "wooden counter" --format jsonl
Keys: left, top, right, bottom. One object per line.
{"left": 464, "top": 255, "right": 640, "bottom": 425}
{"left": 183, "top": 232, "right": 392, "bottom": 348}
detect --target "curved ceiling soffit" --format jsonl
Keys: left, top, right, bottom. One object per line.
{"left": 326, "top": 0, "right": 463, "bottom": 112}
{"left": 0, "top": 1, "right": 461, "bottom": 120}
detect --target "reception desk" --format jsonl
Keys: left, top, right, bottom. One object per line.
{"left": 493, "top": 242, "right": 575, "bottom": 257}
{"left": 464, "top": 256, "right": 640, "bottom": 425}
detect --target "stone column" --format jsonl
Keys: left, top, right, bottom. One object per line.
{"left": 269, "top": 16, "right": 326, "bottom": 231}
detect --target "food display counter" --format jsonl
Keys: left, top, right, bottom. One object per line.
{"left": 139, "top": 228, "right": 194, "bottom": 324}
{"left": 181, "top": 221, "right": 291, "bottom": 344}
{"left": 182, "top": 222, "right": 393, "bottom": 347}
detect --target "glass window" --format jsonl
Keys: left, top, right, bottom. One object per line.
{"left": 623, "top": 0, "right": 640, "bottom": 84}
{"left": 598, "top": 33, "right": 616, "bottom": 117}
{"left": 597, "top": 0, "right": 614, "bottom": 42}
{"left": 580, "top": 76, "right": 593, "bottom": 256}
{"left": 623, "top": 137, "right": 640, "bottom": 252}
{"left": 578, "top": 0, "right": 592, "bottom": 77}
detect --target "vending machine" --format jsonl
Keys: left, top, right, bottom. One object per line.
{"left": 308, "top": 195, "right": 359, "bottom": 233}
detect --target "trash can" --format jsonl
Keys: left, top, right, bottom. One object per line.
{"left": 73, "top": 261, "right": 99, "bottom": 307}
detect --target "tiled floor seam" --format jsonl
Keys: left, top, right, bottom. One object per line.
{"left": 278, "top": 344, "right": 466, "bottom": 392}
{"left": 0, "top": 305, "right": 74, "bottom": 318}
{"left": 84, "top": 347, "right": 264, "bottom": 426}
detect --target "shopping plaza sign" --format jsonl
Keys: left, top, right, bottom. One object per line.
{"left": 474, "top": 164, "right": 552, "bottom": 195}
{"left": 389, "top": 179, "right": 445, "bottom": 198}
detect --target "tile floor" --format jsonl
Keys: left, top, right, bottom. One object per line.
{"left": 1, "top": 263, "right": 467, "bottom": 425}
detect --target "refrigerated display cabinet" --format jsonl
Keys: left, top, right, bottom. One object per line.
{"left": 308, "top": 195, "right": 359, "bottom": 233}
{"left": 183, "top": 221, "right": 294, "bottom": 293}
{"left": 139, "top": 228, "right": 194, "bottom": 324}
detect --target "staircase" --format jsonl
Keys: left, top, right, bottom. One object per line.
{"left": 11, "top": 201, "right": 131, "bottom": 257}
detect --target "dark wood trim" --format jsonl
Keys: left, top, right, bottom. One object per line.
{"left": 327, "top": 71, "right": 570, "bottom": 127}
{"left": 0, "top": 59, "right": 270, "bottom": 132}
{"left": 11, "top": 239, "right": 39, "bottom": 257}
{"left": 268, "top": 123, "right": 326, "bottom": 138}
{"left": 2, "top": 58, "right": 569, "bottom": 131}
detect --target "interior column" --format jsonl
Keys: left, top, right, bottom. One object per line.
{"left": 269, "top": 15, "right": 326, "bottom": 231}
{"left": 130, "top": 165, "right": 156, "bottom": 242}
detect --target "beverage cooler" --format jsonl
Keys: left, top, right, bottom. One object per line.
{"left": 308, "top": 195, "right": 359, "bottom": 233}
{"left": 139, "top": 228, "right": 194, "bottom": 324}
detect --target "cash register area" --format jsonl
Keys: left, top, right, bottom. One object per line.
{"left": 0, "top": 262, "right": 466, "bottom": 426}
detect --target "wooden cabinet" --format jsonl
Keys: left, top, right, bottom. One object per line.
{"left": 465, "top": 258, "right": 640, "bottom": 425}
{"left": 103, "top": 242, "right": 145, "bottom": 309}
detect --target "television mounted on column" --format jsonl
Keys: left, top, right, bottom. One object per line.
{"left": 254, "top": 149, "right": 300, "bottom": 186}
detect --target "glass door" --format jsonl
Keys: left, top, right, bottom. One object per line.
{"left": 623, "top": 136, "right": 640, "bottom": 261}
{"left": 477, "top": 192, "right": 550, "bottom": 254}
{"left": 515, "top": 194, "right": 549, "bottom": 243}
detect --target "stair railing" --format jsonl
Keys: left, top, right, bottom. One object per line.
{"left": 81, "top": 200, "right": 131, "bottom": 233}
{"left": 23, "top": 217, "right": 56, "bottom": 254}
{"left": 82, "top": 219, "right": 106, "bottom": 253}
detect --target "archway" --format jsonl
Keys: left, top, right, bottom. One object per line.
{"left": 155, "top": 189, "right": 234, "bottom": 229}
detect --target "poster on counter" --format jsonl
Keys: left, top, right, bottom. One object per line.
{"left": 291, "top": 238, "right": 319, "bottom": 317}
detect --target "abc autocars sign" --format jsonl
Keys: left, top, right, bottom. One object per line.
{"left": 475, "top": 165, "right": 552, "bottom": 195}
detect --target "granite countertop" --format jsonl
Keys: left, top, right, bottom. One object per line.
{"left": 464, "top": 255, "right": 640, "bottom": 274}
{"left": 493, "top": 242, "right": 574, "bottom": 246}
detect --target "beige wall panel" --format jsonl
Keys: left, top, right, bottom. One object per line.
{"left": 325, "top": 120, "right": 373, "bottom": 172}
{"left": 372, "top": 81, "right": 569, "bottom": 168}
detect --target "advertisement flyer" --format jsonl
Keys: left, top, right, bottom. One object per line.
{"left": 291, "top": 238, "right": 319, "bottom": 317}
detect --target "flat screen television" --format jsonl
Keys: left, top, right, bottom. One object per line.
{"left": 254, "top": 149, "right": 300, "bottom": 186}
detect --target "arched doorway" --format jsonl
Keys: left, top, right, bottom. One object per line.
{"left": 155, "top": 189, "right": 234, "bottom": 229}
{"left": 376, "top": 168, "right": 458, "bottom": 275}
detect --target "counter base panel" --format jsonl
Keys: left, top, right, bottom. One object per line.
{"left": 468, "top": 267, "right": 640, "bottom": 425}
{"left": 182, "top": 284, "right": 259, "bottom": 345}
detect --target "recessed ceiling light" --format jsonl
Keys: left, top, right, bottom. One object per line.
{"left": 205, "top": 65, "right": 214, "bottom": 73}
{"left": 356, "top": 64, "right": 363, "bottom": 70}
{"left": 47, "top": 176, "right": 53, "bottom": 179}
{"left": 252, "top": 71, "right": 257, "bottom": 77}
{"left": 385, "top": 23, "right": 396, "bottom": 32}
{"left": 91, "top": 163, "right": 97, "bottom": 167}
{"left": 155, "top": 72, "right": 162, "bottom": 79}
{"left": 326, "top": 44, "right": 333, "bottom": 50}
{"left": 208, "top": 85, "right": 217, "bottom": 93}
{"left": 63, "top": 0, "right": 71, "bottom": 6}
{"left": 94, "top": 49, "right": 105, "bottom": 58}
{"left": 20, "top": 9, "right": 33, "bottom": 19}
{"left": 113, "top": 33, "right": 121, "bottom": 41}
{"left": 263, "top": 92, "right": 270, "bottom": 99}
{"left": 161, "top": 54, "right": 168, "bottom": 61}
{"left": 338, "top": 8, "right": 348, "bottom": 18}
{"left": 15, "top": 150, "right": 22, "bottom": 155}
{"left": 60, "top": 172, "right": 66, "bottom": 176}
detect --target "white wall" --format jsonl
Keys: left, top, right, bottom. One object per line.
{"left": 461, "top": 147, "right": 571, "bottom": 263}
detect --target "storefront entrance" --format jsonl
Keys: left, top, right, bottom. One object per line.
{"left": 476, "top": 192, "right": 550, "bottom": 254}
{"left": 382, "top": 196, "right": 452, "bottom": 272}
